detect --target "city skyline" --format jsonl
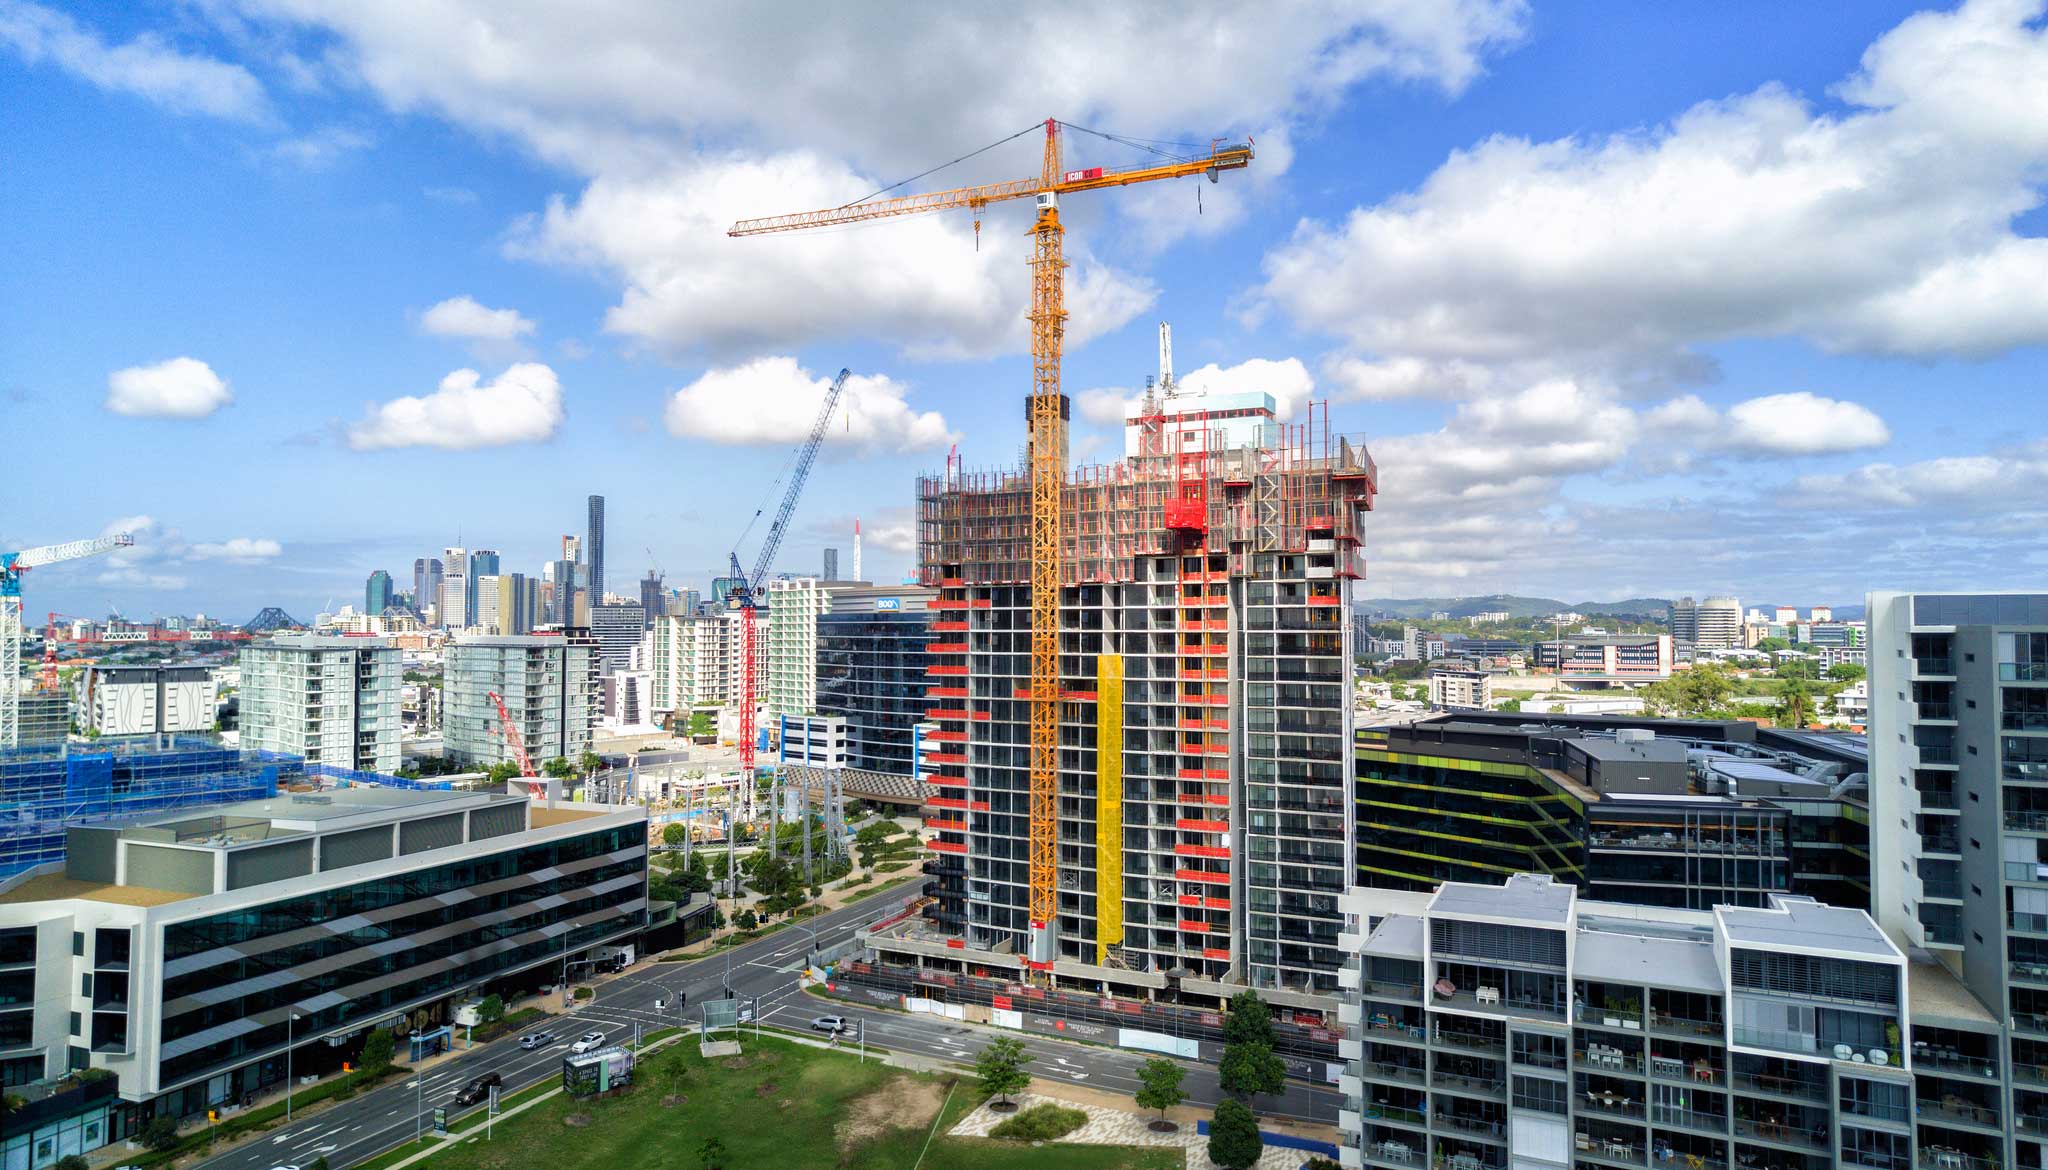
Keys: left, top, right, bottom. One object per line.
{"left": 5, "top": 1, "right": 2046, "bottom": 620}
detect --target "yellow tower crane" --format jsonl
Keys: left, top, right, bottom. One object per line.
{"left": 731, "top": 119, "right": 1252, "bottom": 969}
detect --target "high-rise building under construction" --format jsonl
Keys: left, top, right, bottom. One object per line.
{"left": 912, "top": 383, "right": 1375, "bottom": 994}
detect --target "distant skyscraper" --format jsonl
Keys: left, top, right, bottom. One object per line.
{"left": 365, "top": 569, "right": 393, "bottom": 616}
{"left": 467, "top": 548, "right": 500, "bottom": 620}
{"left": 823, "top": 548, "right": 839, "bottom": 580}
{"left": 441, "top": 546, "right": 468, "bottom": 628}
{"left": 1670, "top": 594, "right": 1742, "bottom": 649}
{"left": 562, "top": 534, "right": 580, "bottom": 563}
{"left": 587, "top": 495, "right": 606, "bottom": 599}
{"left": 640, "top": 570, "right": 665, "bottom": 628}
{"left": 412, "top": 558, "right": 427, "bottom": 603}
{"left": 589, "top": 601, "right": 645, "bottom": 672}
{"left": 414, "top": 557, "right": 444, "bottom": 619}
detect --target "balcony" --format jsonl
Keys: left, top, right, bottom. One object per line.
{"left": 1429, "top": 1068, "right": 1506, "bottom": 1100}
{"left": 2007, "top": 811, "right": 2048, "bottom": 834}
{"left": 1914, "top": 657, "right": 1955, "bottom": 676}
{"left": 1651, "top": 1105, "right": 1725, "bottom": 1132}
{"left": 1729, "top": 1069, "right": 1827, "bottom": 1103}
{"left": 1914, "top": 1095, "right": 2000, "bottom": 1130}
{"left": 1733, "top": 1117, "right": 1827, "bottom": 1152}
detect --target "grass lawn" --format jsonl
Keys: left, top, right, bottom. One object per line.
{"left": 406, "top": 1033, "right": 1176, "bottom": 1170}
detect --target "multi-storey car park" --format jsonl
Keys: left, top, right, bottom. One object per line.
{"left": 893, "top": 386, "right": 1375, "bottom": 1002}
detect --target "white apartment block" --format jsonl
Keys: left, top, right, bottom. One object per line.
{"left": 1427, "top": 667, "right": 1492, "bottom": 710}
{"left": 765, "top": 578, "right": 831, "bottom": 718}
{"left": 238, "top": 634, "right": 401, "bottom": 772}
{"left": 644, "top": 610, "right": 760, "bottom": 718}
{"left": 444, "top": 635, "right": 598, "bottom": 768}
{"left": 473, "top": 573, "right": 502, "bottom": 633}
{"left": 440, "top": 546, "right": 468, "bottom": 629}
{"left": 78, "top": 664, "right": 217, "bottom": 736}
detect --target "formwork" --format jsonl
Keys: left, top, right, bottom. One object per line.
{"left": 913, "top": 398, "right": 1376, "bottom": 994}
{"left": 0, "top": 736, "right": 287, "bottom": 880}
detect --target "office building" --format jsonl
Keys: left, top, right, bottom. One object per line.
{"left": 473, "top": 573, "right": 502, "bottom": 633}
{"left": 1428, "top": 668, "right": 1491, "bottom": 711}
{"left": 639, "top": 571, "right": 665, "bottom": 627}
{"left": 77, "top": 665, "right": 217, "bottom": 736}
{"left": 1671, "top": 596, "right": 1743, "bottom": 650}
{"left": 814, "top": 586, "right": 935, "bottom": 778}
{"left": 444, "top": 635, "right": 597, "bottom": 768}
{"left": 0, "top": 787, "right": 646, "bottom": 1149}
{"left": 440, "top": 546, "right": 468, "bottom": 629}
{"left": 1531, "top": 634, "right": 1675, "bottom": 686}
{"left": 911, "top": 384, "right": 1376, "bottom": 993}
{"left": 1335, "top": 874, "right": 1954, "bottom": 1170}
{"left": 466, "top": 549, "right": 500, "bottom": 622}
{"left": 496, "top": 572, "right": 541, "bottom": 636}
{"left": 364, "top": 569, "right": 392, "bottom": 617}
{"left": 823, "top": 548, "right": 838, "bottom": 580}
{"left": 588, "top": 601, "right": 645, "bottom": 673}
{"left": 0, "top": 737, "right": 284, "bottom": 881}
{"left": 412, "top": 558, "right": 443, "bottom": 625}
{"left": 1353, "top": 713, "right": 1872, "bottom": 913}
{"left": 586, "top": 495, "right": 605, "bottom": 600}
{"left": 238, "top": 635, "right": 401, "bottom": 773}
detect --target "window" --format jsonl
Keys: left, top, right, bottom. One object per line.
{"left": 1512, "top": 1074, "right": 1566, "bottom": 1114}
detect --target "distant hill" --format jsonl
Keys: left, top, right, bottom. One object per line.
{"left": 1356, "top": 594, "right": 1674, "bottom": 620}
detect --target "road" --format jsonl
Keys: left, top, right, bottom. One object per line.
{"left": 192, "top": 881, "right": 1339, "bottom": 1170}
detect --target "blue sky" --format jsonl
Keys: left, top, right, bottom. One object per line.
{"left": 3, "top": 0, "right": 2045, "bottom": 622}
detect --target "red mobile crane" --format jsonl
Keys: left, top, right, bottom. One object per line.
{"left": 488, "top": 689, "right": 544, "bottom": 799}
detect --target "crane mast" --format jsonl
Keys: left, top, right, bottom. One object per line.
{"left": 1, "top": 533, "right": 134, "bottom": 746}
{"left": 730, "top": 368, "right": 851, "bottom": 821}
{"left": 487, "top": 689, "right": 543, "bottom": 799}
{"left": 731, "top": 120, "right": 1251, "bottom": 974}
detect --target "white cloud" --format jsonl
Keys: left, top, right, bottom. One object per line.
{"left": 1722, "top": 392, "right": 1891, "bottom": 455}
{"left": 1260, "top": 0, "right": 2048, "bottom": 382}
{"left": 419, "top": 295, "right": 536, "bottom": 342}
{"left": 188, "top": 537, "right": 284, "bottom": 561}
{"left": 509, "top": 153, "right": 1154, "bottom": 361}
{"left": 1794, "top": 441, "right": 2048, "bottom": 511}
{"left": 347, "top": 363, "right": 564, "bottom": 450}
{"left": 1075, "top": 388, "right": 1137, "bottom": 427}
{"left": 1179, "top": 356, "right": 1315, "bottom": 419}
{"left": 662, "top": 357, "right": 954, "bottom": 452}
{"left": 104, "top": 357, "right": 233, "bottom": 419}
{"left": 215, "top": 2, "right": 1524, "bottom": 359}
{"left": 0, "top": 0, "right": 269, "bottom": 121}
{"left": 269, "top": 125, "right": 373, "bottom": 169}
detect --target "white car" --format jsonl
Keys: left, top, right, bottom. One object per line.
{"left": 570, "top": 1030, "right": 606, "bottom": 1054}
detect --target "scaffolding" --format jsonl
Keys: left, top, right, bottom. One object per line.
{"left": 918, "top": 401, "right": 1376, "bottom": 585}
{"left": 0, "top": 735, "right": 288, "bottom": 880}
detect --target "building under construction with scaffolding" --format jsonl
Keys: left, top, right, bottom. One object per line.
{"left": 908, "top": 381, "right": 1375, "bottom": 1000}
{"left": 0, "top": 736, "right": 290, "bottom": 881}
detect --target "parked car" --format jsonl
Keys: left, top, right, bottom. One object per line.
{"left": 454, "top": 1071, "right": 501, "bottom": 1106}
{"left": 518, "top": 1031, "right": 555, "bottom": 1050}
{"left": 809, "top": 1015, "right": 850, "bottom": 1034}
{"left": 571, "top": 1030, "right": 607, "bottom": 1054}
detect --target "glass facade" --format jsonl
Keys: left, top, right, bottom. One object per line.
{"left": 815, "top": 609, "right": 931, "bottom": 776}
{"left": 154, "top": 823, "right": 643, "bottom": 1088}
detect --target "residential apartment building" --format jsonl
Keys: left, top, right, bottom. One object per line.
{"left": 586, "top": 495, "right": 605, "bottom": 599}
{"left": 1428, "top": 668, "right": 1492, "bottom": 711}
{"left": 238, "top": 634, "right": 400, "bottom": 773}
{"left": 910, "top": 386, "right": 1376, "bottom": 994}
{"left": 1671, "top": 596, "right": 1743, "bottom": 650}
{"left": 444, "top": 634, "right": 597, "bottom": 768}
{"left": 764, "top": 578, "right": 836, "bottom": 718}
{"left": 1335, "top": 874, "right": 1956, "bottom": 1170}
{"left": 1866, "top": 590, "right": 2048, "bottom": 1170}
{"left": 1531, "top": 634, "right": 1675, "bottom": 686}
{"left": 1354, "top": 714, "right": 1872, "bottom": 913}
{"left": 643, "top": 611, "right": 758, "bottom": 721}
{"left": 814, "top": 587, "right": 934, "bottom": 778}
{"left": 77, "top": 665, "right": 217, "bottom": 736}
{"left": 0, "top": 788, "right": 646, "bottom": 1158}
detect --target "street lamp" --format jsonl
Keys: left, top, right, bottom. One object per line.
{"left": 285, "top": 1011, "right": 301, "bottom": 1120}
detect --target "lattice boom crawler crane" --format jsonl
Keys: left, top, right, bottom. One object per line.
{"left": 731, "top": 120, "right": 1251, "bottom": 970}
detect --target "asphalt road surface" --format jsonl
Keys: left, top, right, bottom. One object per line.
{"left": 192, "top": 882, "right": 1339, "bottom": 1170}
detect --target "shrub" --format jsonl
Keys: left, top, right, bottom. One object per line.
{"left": 1208, "top": 1098, "right": 1263, "bottom": 1170}
{"left": 56, "top": 1156, "right": 90, "bottom": 1170}
{"left": 574, "top": 986, "right": 594, "bottom": 1000}
{"left": 360, "top": 1027, "right": 394, "bottom": 1075}
{"left": 141, "top": 1116, "right": 181, "bottom": 1152}
{"left": 989, "top": 1103, "right": 1087, "bottom": 1141}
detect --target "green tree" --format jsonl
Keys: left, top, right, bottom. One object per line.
{"left": 1775, "top": 658, "right": 1818, "bottom": 681}
{"left": 975, "top": 1036, "right": 1031, "bottom": 1108}
{"left": 1218, "top": 1038, "right": 1286, "bottom": 1099}
{"left": 486, "top": 761, "right": 522, "bottom": 783}
{"left": 543, "top": 757, "right": 575, "bottom": 779}
{"left": 1640, "top": 662, "right": 1737, "bottom": 718}
{"left": 1498, "top": 698, "right": 1523, "bottom": 712}
{"left": 360, "top": 1027, "right": 395, "bottom": 1076}
{"left": 1776, "top": 678, "right": 1815, "bottom": 728}
{"left": 1754, "top": 637, "right": 1790, "bottom": 652}
{"left": 1207, "top": 1098, "right": 1264, "bottom": 1170}
{"left": 140, "top": 1116, "right": 181, "bottom": 1153}
{"left": 579, "top": 751, "right": 605, "bottom": 775}
{"left": 696, "top": 1135, "right": 728, "bottom": 1170}
{"left": 478, "top": 994, "right": 504, "bottom": 1024}
{"left": 56, "top": 1155, "right": 90, "bottom": 1170}
{"left": 688, "top": 709, "right": 714, "bottom": 738}
{"left": 1222, "top": 990, "right": 1274, "bottom": 1047}
{"left": 1828, "top": 662, "right": 1867, "bottom": 682}
{"left": 1134, "top": 1057, "right": 1187, "bottom": 1126}
{"left": 735, "top": 908, "right": 758, "bottom": 931}
{"left": 663, "top": 823, "right": 690, "bottom": 847}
